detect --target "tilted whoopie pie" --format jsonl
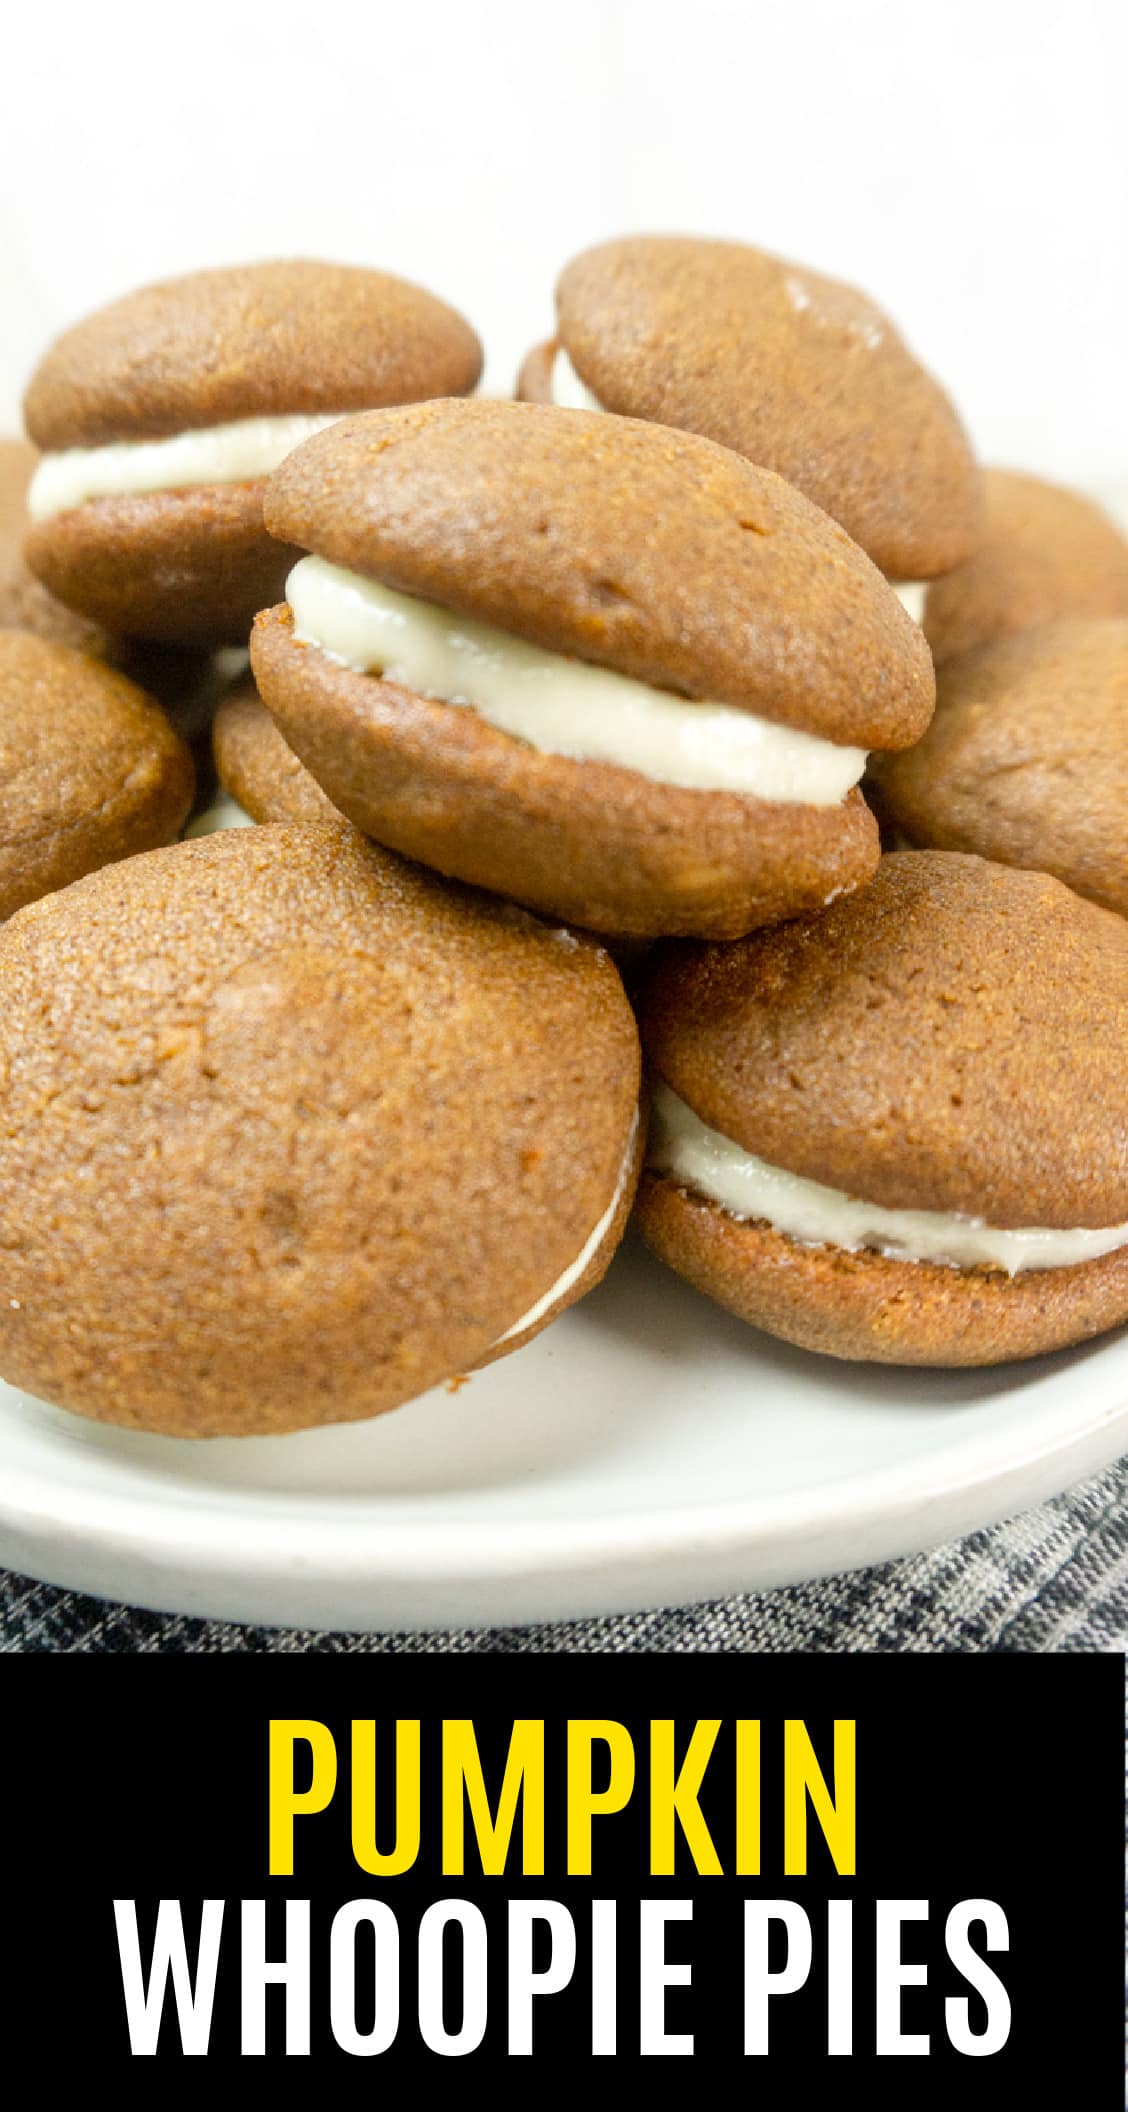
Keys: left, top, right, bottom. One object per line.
{"left": 518, "top": 234, "right": 981, "bottom": 584}
{"left": 870, "top": 621, "right": 1128, "bottom": 919}
{"left": 22, "top": 261, "right": 483, "bottom": 646}
{"left": 251, "top": 397, "right": 935, "bottom": 939}
{"left": 214, "top": 679, "right": 351, "bottom": 827}
{"left": 0, "top": 629, "right": 194, "bottom": 918}
{"left": 0, "top": 825, "right": 641, "bottom": 1436}
{"left": 923, "top": 471, "right": 1128, "bottom": 664}
{"left": 637, "top": 852, "right": 1128, "bottom": 1367}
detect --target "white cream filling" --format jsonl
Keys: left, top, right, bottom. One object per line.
{"left": 28, "top": 412, "right": 353, "bottom": 520}
{"left": 493, "top": 1111, "right": 639, "bottom": 1344}
{"left": 648, "top": 1080, "right": 1128, "bottom": 1276}
{"left": 287, "top": 556, "right": 867, "bottom": 803}
{"left": 182, "top": 792, "right": 254, "bottom": 838}
{"left": 892, "top": 580, "right": 927, "bottom": 624}
{"left": 549, "top": 344, "right": 605, "bottom": 413}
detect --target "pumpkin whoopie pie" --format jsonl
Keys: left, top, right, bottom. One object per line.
{"left": 21, "top": 260, "right": 483, "bottom": 646}
{"left": 0, "top": 628, "right": 194, "bottom": 918}
{"left": 214, "top": 679, "right": 350, "bottom": 826}
{"left": 870, "top": 620, "right": 1128, "bottom": 919}
{"left": 0, "top": 824, "right": 641, "bottom": 1435}
{"left": 637, "top": 852, "right": 1128, "bottom": 1367}
{"left": 923, "top": 471, "right": 1128, "bottom": 664}
{"left": 251, "top": 397, "right": 934, "bottom": 939}
{"left": 518, "top": 234, "right": 981, "bottom": 584}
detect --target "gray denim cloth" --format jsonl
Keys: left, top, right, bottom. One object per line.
{"left": 2, "top": 1454, "right": 1125, "bottom": 1653}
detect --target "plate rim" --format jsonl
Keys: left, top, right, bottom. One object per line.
{"left": 2, "top": 1350, "right": 1125, "bottom": 1629}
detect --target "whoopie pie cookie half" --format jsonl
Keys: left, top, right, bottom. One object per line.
{"left": 637, "top": 852, "right": 1128, "bottom": 1366}
{"left": 870, "top": 620, "right": 1128, "bottom": 918}
{"left": 214, "top": 679, "right": 351, "bottom": 826}
{"left": 0, "top": 824, "right": 641, "bottom": 1436}
{"left": 22, "top": 260, "right": 483, "bottom": 646}
{"left": 518, "top": 234, "right": 981, "bottom": 584}
{"left": 922, "top": 470, "right": 1128, "bottom": 664}
{"left": 251, "top": 397, "right": 934, "bottom": 938}
{"left": 0, "top": 629, "right": 194, "bottom": 918}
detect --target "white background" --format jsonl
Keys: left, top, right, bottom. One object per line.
{"left": 2, "top": 0, "right": 1126, "bottom": 481}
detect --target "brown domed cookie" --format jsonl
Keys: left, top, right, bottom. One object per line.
{"left": 636, "top": 851, "right": 1128, "bottom": 1364}
{"left": 0, "top": 824, "right": 640, "bottom": 1437}
{"left": 518, "top": 235, "right": 981, "bottom": 579}
{"left": 0, "top": 437, "right": 115, "bottom": 657}
{"left": 25, "top": 483, "right": 302, "bottom": 647}
{"left": 922, "top": 471, "right": 1128, "bottom": 664}
{"left": 870, "top": 621, "right": 1128, "bottom": 918}
{"left": 0, "top": 629, "right": 195, "bottom": 918}
{"left": 252, "top": 399, "right": 933, "bottom": 937}
{"left": 22, "top": 260, "right": 483, "bottom": 645}
{"left": 214, "top": 680, "right": 352, "bottom": 826}
{"left": 24, "top": 261, "right": 483, "bottom": 448}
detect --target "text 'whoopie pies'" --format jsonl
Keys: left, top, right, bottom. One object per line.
{"left": 518, "top": 233, "right": 982, "bottom": 585}
{"left": 21, "top": 260, "right": 482, "bottom": 645}
{"left": 637, "top": 852, "right": 1128, "bottom": 1367}
{"left": 250, "top": 397, "right": 934, "bottom": 939}
{"left": 0, "top": 825, "right": 641, "bottom": 1436}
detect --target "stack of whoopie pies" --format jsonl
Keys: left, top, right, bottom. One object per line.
{"left": 2, "top": 234, "right": 1127, "bottom": 1443}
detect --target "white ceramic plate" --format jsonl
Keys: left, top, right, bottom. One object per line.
{"left": 3, "top": 1227, "right": 1127, "bottom": 1630}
